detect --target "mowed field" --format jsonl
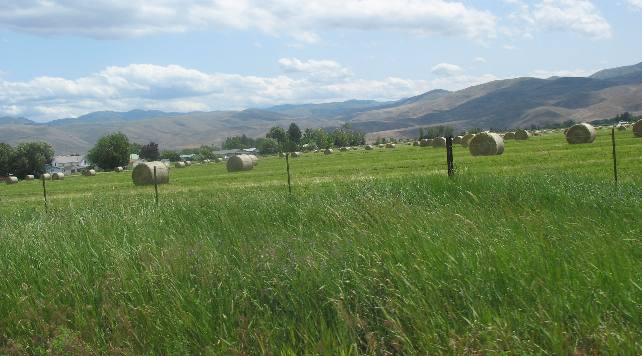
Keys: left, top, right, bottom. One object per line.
{"left": 0, "top": 130, "right": 640, "bottom": 354}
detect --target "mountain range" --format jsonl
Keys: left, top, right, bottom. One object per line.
{"left": 1, "top": 62, "right": 641, "bottom": 154}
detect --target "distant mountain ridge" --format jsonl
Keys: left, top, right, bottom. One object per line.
{"left": 1, "top": 62, "right": 641, "bottom": 154}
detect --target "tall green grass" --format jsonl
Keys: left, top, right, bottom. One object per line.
{"left": 0, "top": 131, "right": 640, "bottom": 354}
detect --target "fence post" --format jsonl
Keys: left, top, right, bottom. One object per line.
{"left": 612, "top": 125, "right": 618, "bottom": 184}
{"left": 285, "top": 152, "right": 292, "bottom": 194}
{"left": 153, "top": 166, "right": 159, "bottom": 205}
{"left": 42, "top": 174, "right": 48, "bottom": 212}
{"left": 446, "top": 136, "right": 455, "bottom": 178}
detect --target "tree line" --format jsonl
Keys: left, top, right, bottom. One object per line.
{"left": 223, "top": 123, "right": 366, "bottom": 153}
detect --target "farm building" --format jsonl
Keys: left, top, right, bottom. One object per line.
{"left": 48, "top": 154, "right": 88, "bottom": 175}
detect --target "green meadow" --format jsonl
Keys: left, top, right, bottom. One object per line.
{"left": 0, "top": 130, "right": 640, "bottom": 354}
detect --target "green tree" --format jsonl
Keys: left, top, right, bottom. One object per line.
{"left": 0, "top": 143, "right": 16, "bottom": 176}
{"left": 87, "top": 132, "right": 130, "bottom": 170}
{"left": 288, "top": 123, "right": 302, "bottom": 144}
{"left": 129, "top": 142, "right": 142, "bottom": 155}
{"left": 257, "top": 138, "right": 280, "bottom": 154}
{"left": 139, "top": 142, "right": 160, "bottom": 161}
{"left": 266, "top": 126, "right": 287, "bottom": 145}
{"left": 11, "top": 142, "right": 54, "bottom": 178}
{"left": 160, "top": 150, "right": 181, "bottom": 162}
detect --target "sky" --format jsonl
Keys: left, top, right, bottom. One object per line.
{"left": 1, "top": 0, "right": 641, "bottom": 122}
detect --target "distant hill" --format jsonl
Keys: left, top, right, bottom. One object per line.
{"left": 1, "top": 62, "right": 641, "bottom": 153}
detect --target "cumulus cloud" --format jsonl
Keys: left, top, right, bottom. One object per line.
{"left": 0, "top": 60, "right": 435, "bottom": 121}
{"left": 507, "top": 0, "right": 612, "bottom": 39}
{"left": 431, "top": 63, "right": 464, "bottom": 76}
{"left": 628, "top": 0, "right": 642, "bottom": 9}
{"left": 0, "top": 0, "right": 497, "bottom": 41}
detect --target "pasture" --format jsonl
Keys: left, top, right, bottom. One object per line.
{"left": 0, "top": 130, "right": 641, "bottom": 354}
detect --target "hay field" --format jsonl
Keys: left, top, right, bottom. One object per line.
{"left": 0, "top": 130, "right": 640, "bottom": 354}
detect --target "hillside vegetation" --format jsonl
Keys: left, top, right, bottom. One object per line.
{"left": 0, "top": 130, "right": 640, "bottom": 354}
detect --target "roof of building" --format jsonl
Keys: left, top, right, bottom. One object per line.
{"left": 52, "top": 155, "right": 86, "bottom": 165}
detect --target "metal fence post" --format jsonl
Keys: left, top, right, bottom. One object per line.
{"left": 42, "top": 174, "right": 48, "bottom": 212}
{"left": 446, "top": 136, "right": 455, "bottom": 178}
{"left": 612, "top": 125, "right": 618, "bottom": 184}
{"left": 285, "top": 152, "right": 292, "bottom": 194}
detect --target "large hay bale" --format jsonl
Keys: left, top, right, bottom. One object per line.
{"left": 175, "top": 162, "right": 186, "bottom": 168}
{"left": 185, "top": 161, "right": 192, "bottom": 167}
{"left": 432, "top": 137, "right": 446, "bottom": 148}
{"left": 514, "top": 129, "right": 530, "bottom": 140}
{"left": 469, "top": 132, "right": 505, "bottom": 156}
{"left": 291, "top": 152, "right": 302, "bottom": 158}
{"left": 83, "top": 169, "right": 96, "bottom": 177}
{"left": 5, "top": 176, "right": 18, "bottom": 185}
{"left": 324, "top": 149, "right": 334, "bottom": 155}
{"left": 566, "top": 123, "right": 597, "bottom": 144}
{"left": 25, "top": 175, "right": 35, "bottom": 181}
{"left": 385, "top": 143, "right": 396, "bottom": 148}
{"left": 41, "top": 173, "right": 51, "bottom": 180}
{"left": 378, "top": 144, "right": 385, "bottom": 148}
{"left": 214, "top": 157, "right": 223, "bottom": 163}
{"left": 453, "top": 136, "right": 464, "bottom": 144}
{"left": 227, "top": 154, "right": 254, "bottom": 172}
{"left": 248, "top": 154, "right": 259, "bottom": 166}
{"left": 365, "top": 145, "right": 374, "bottom": 150}
{"left": 461, "top": 134, "right": 475, "bottom": 147}
{"left": 352, "top": 146, "right": 359, "bottom": 150}
{"left": 503, "top": 132, "right": 516, "bottom": 140}
{"left": 115, "top": 167, "right": 124, "bottom": 173}
{"left": 52, "top": 172, "right": 65, "bottom": 180}
{"left": 413, "top": 141, "right": 420, "bottom": 146}
{"left": 633, "top": 120, "right": 642, "bottom": 137}
{"left": 132, "top": 161, "right": 170, "bottom": 186}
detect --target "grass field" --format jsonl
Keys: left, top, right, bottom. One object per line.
{"left": 0, "top": 130, "right": 641, "bottom": 354}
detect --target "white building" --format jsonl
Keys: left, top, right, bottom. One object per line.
{"left": 50, "top": 155, "right": 88, "bottom": 175}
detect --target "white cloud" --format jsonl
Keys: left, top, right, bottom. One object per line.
{"left": 431, "top": 63, "right": 464, "bottom": 76}
{"left": 473, "top": 57, "right": 487, "bottom": 64}
{"left": 0, "top": 0, "right": 497, "bottom": 41}
{"left": 507, "top": 0, "right": 612, "bottom": 39}
{"left": 628, "top": 0, "right": 642, "bottom": 9}
{"left": 0, "top": 60, "right": 434, "bottom": 121}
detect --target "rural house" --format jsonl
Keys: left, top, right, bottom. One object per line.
{"left": 48, "top": 154, "right": 88, "bottom": 175}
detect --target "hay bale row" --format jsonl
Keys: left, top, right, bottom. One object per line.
{"left": 566, "top": 123, "right": 596, "bottom": 144}
{"left": 469, "top": 132, "right": 504, "bottom": 156}
{"left": 5, "top": 177, "right": 18, "bottom": 185}
{"left": 514, "top": 129, "right": 530, "bottom": 140}
{"left": 634, "top": 120, "right": 642, "bottom": 137}
{"left": 132, "top": 161, "right": 170, "bottom": 186}
{"left": 52, "top": 172, "right": 65, "bottom": 180}
{"left": 227, "top": 154, "right": 254, "bottom": 172}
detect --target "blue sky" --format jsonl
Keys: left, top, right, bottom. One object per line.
{"left": 1, "top": 0, "right": 641, "bottom": 121}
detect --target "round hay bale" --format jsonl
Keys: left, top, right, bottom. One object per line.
{"left": 214, "top": 157, "right": 222, "bottom": 163}
{"left": 83, "top": 169, "right": 96, "bottom": 177}
{"left": 5, "top": 176, "right": 18, "bottom": 185}
{"left": 461, "top": 134, "right": 475, "bottom": 147}
{"left": 352, "top": 146, "right": 359, "bottom": 150}
{"left": 413, "top": 141, "right": 420, "bottom": 146}
{"left": 617, "top": 124, "right": 627, "bottom": 131}
{"left": 365, "top": 145, "right": 374, "bottom": 150}
{"left": 52, "top": 172, "right": 65, "bottom": 180}
{"left": 175, "top": 162, "right": 186, "bottom": 168}
{"left": 25, "top": 175, "right": 35, "bottom": 181}
{"left": 514, "top": 129, "right": 530, "bottom": 140}
{"left": 453, "top": 136, "right": 464, "bottom": 144}
{"left": 385, "top": 143, "right": 396, "bottom": 148}
{"left": 503, "top": 132, "right": 515, "bottom": 140}
{"left": 41, "top": 173, "right": 52, "bottom": 180}
{"left": 432, "top": 137, "right": 446, "bottom": 148}
{"left": 227, "top": 154, "right": 254, "bottom": 172}
{"left": 247, "top": 154, "right": 259, "bottom": 166}
{"left": 566, "top": 123, "right": 597, "bottom": 144}
{"left": 633, "top": 120, "right": 642, "bottom": 137}
{"left": 469, "top": 132, "right": 504, "bottom": 156}
{"left": 132, "top": 161, "right": 170, "bottom": 186}
{"left": 291, "top": 151, "right": 302, "bottom": 158}
{"left": 324, "top": 149, "right": 334, "bottom": 155}
{"left": 185, "top": 161, "right": 192, "bottom": 167}
{"left": 378, "top": 144, "right": 385, "bottom": 148}
{"left": 115, "top": 167, "right": 124, "bottom": 173}
{"left": 340, "top": 147, "right": 349, "bottom": 152}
